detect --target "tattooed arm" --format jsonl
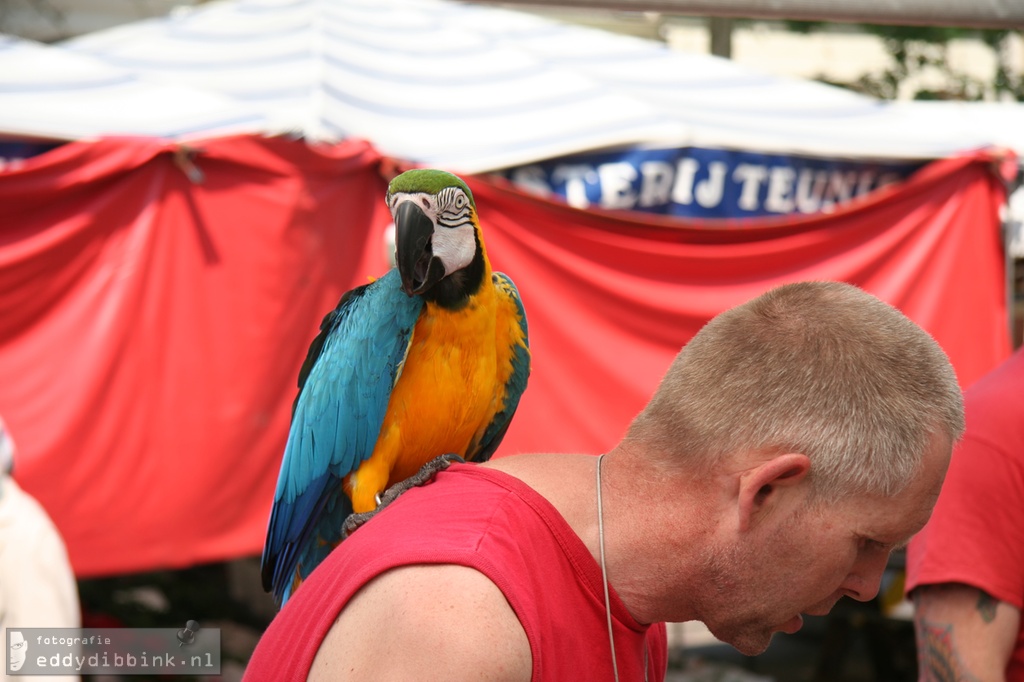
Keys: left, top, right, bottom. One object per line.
{"left": 913, "top": 583, "right": 1021, "bottom": 682}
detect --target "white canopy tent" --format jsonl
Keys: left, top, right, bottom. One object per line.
{"left": 38, "top": 0, "right": 1021, "bottom": 173}
{"left": 0, "top": 34, "right": 266, "bottom": 144}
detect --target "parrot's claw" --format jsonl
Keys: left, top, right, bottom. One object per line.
{"left": 342, "top": 453, "right": 466, "bottom": 539}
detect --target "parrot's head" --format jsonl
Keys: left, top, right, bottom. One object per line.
{"left": 387, "top": 169, "right": 486, "bottom": 307}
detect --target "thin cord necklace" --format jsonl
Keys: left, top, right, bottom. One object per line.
{"left": 596, "top": 454, "right": 648, "bottom": 682}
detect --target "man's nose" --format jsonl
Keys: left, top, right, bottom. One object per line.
{"left": 840, "top": 551, "right": 891, "bottom": 602}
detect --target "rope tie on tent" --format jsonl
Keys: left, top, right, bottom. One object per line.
{"left": 173, "top": 146, "right": 205, "bottom": 184}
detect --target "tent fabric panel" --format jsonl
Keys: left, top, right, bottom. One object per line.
{"left": 0, "top": 135, "right": 1009, "bottom": 576}
{"left": 472, "top": 152, "right": 1011, "bottom": 456}
{"left": 0, "top": 135, "right": 386, "bottom": 575}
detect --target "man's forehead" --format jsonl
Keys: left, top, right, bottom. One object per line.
{"left": 858, "top": 480, "right": 943, "bottom": 543}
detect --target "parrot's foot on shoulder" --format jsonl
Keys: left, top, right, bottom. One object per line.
{"left": 341, "top": 453, "right": 466, "bottom": 539}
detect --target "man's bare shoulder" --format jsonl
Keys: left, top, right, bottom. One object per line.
{"left": 309, "top": 564, "right": 532, "bottom": 682}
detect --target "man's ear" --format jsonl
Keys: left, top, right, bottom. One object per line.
{"left": 737, "top": 453, "right": 811, "bottom": 532}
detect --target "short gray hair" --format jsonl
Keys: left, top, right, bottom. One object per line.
{"left": 625, "top": 281, "right": 964, "bottom": 500}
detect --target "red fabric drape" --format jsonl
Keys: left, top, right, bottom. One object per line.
{"left": 0, "top": 136, "right": 1010, "bottom": 576}
{"left": 474, "top": 152, "right": 1012, "bottom": 455}
{"left": 0, "top": 136, "right": 389, "bottom": 575}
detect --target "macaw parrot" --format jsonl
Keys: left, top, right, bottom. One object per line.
{"left": 260, "top": 169, "right": 530, "bottom": 606}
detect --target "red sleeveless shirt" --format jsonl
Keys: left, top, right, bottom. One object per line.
{"left": 244, "top": 463, "right": 667, "bottom": 681}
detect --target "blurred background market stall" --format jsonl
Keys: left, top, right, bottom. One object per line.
{"left": 1, "top": 1, "right": 1022, "bottom": 679}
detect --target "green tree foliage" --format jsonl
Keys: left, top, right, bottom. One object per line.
{"left": 786, "top": 22, "right": 1023, "bottom": 101}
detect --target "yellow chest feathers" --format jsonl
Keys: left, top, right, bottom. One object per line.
{"left": 377, "top": 285, "right": 519, "bottom": 475}
{"left": 344, "top": 277, "right": 527, "bottom": 513}
{"left": 396, "top": 297, "right": 503, "bottom": 455}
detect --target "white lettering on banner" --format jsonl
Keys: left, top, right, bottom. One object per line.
{"left": 695, "top": 161, "right": 728, "bottom": 208}
{"left": 856, "top": 170, "right": 877, "bottom": 196}
{"left": 766, "top": 166, "right": 796, "bottom": 213}
{"left": 796, "top": 169, "right": 828, "bottom": 213}
{"left": 507, "top": 156, "right": 912, "bottom": 216}
{"left": 733, "top": 164, "right": 769, "bottom": 211}
{"left": 599, "top": 162, "right": 638, "bottom": 209}
{"left": 820, "top": 170, "right": 859, "bottom": 212}
{"left": 551, "top": 164, "right": 595, "bottom": 208}
{"left": 638, "top": 160, "right": 674, "bottom": 208}
{"left": 508, "top": 165, "right": 551, "bottom": 198}
{"left": 671, "top": 157, "right": 700, "bottom": 205}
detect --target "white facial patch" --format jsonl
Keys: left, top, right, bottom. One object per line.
{"left": 431, "top": 221, "right": 476, "bottom": 275}
{"left": 389, "top": 192, "right": 437, "bottom": 222}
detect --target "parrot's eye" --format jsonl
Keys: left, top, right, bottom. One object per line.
{"left": 454, "top": 193, "right": 467, "bottom": 209}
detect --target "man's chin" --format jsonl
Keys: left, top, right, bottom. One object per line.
{"left": 715, "top": 614, "right": 804, "bottom": 656}
{"left": 712, "top": 628, "right": 774, "bottom": 656}
{"left": 728, "top": 636, "right": 774, "bottom": 657}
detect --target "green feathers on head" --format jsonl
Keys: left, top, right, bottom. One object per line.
{"left": 387, "top": 169, "right": 474, "bottom": 206}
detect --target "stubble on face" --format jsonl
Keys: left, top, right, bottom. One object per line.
{"left": 694, "top": 500, "right": 842, "bottom": 655}
{"left": 695, "top": 525, "right": 798, "bottom": 655}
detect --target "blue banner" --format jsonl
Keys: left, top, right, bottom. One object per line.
{"left": 500, "top": 147, "right": 924, "bottom": 219}
{"left": 0, "top": 139, "right": 62, "bottom": 169}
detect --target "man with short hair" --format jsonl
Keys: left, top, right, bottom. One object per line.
{"left": 245, "top": 280, "right": 964, "bottom": 682}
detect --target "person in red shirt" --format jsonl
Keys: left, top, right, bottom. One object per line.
{"left": 245, "top": 281, "right": 964, "bottom": 682}
{"left": 907, "top": 347, "right": 1024, "bottom": 681}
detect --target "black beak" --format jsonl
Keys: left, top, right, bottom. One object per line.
{"left": 395, "top": 201, "right": 445, "bottom": 296}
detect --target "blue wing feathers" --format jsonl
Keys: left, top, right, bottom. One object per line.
{"left": 261, "top": 270, "right": 423, "bottom": 600}
{"left": 262, "top": 267, "right": 530, "bottom": 604}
